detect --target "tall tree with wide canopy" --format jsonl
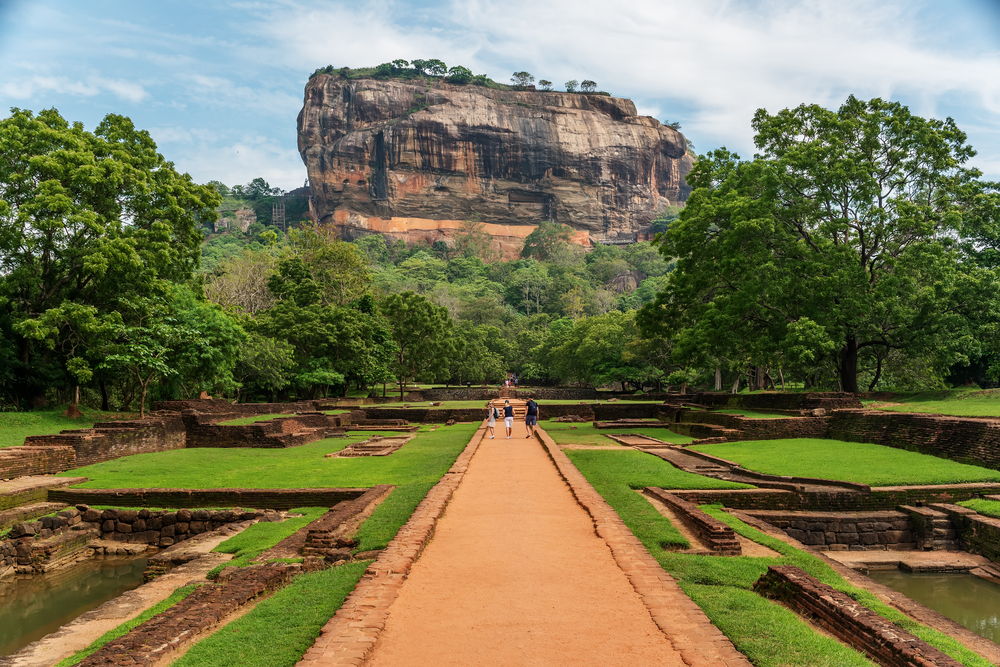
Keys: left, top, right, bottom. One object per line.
{"left": 640, "top": 96, "right": 999, "bottom": 392}
{"left": 379, "top": 291, "right": 454, "bottom": 398}
{"left": 0, "top": 108, "right": 220, "bottom": 405}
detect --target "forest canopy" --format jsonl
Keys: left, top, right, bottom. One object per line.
{"left": 2, "top": 97, "right": 998, "bottom": 412}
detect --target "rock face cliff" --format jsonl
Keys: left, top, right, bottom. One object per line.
{"left": 297, "top": 75, "right": 693, "bottom": 247}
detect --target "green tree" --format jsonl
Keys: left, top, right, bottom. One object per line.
{"left": 640, "top": 96, "right": 999, "bottom": 392}
{"left": 511, "top": 71, "right": 534, "bottom": 88}
{"left": 447, "top": 66, "right": 473, "bottom": 84}
{"left": 538, "top": 80, "right": 553, "bottom": 91}
{"left": 565, "top": 80, "right": 578, "bottom": 93}
{"left": 520, "top": 221, "right": 574, "bottom": 260}
{"left": 580, "top": 80, "right": 597, "bottom": 92}
{"left": 379, "top": 291, "right": 453, "bottom": 398}
{"left": 0, "top": 108, "right": 219, "bottom": 407}
{"left": 425, "top": 59, "right": 447, "bottom": 77}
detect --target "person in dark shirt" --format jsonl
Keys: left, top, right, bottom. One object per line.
{"left": 503, "top": 400, "right": 514, "bottom": 439}
{"left": 524, "top": 396, "right": 539, "bottom": 438}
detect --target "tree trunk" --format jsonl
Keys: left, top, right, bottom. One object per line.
{"left": 715, "top": 366, "right": 722, "bottom": 391}
{"left": 868, "top": 354, "right": 884, "bottom": 392}
{"left": 680, "top": 381, "right": 687, "bottom": 395}
{"left": 100, "top": 379, "right": 110, "bottom": 411}
{"left": 778, "top": 368, "right": 785, "bottom": 390}
{"left": 73, "top": 385, "right": 80, "bottom": 406}
{"left": 839, "top": 335, "right": 860, "bottom": 393}
{"left": 731, "top": 377, "right": 740, "bottom": 394}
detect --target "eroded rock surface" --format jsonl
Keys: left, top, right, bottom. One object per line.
{"left": 297, "top": 76, "right": 694, "bottom": 248}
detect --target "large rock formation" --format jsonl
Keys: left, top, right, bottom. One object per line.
{"left": 297, "top": 75, "right": 693, "bottom": 251}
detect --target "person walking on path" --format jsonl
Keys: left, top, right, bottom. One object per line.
{"left": 485, "top": 401, "right": 499, "bottom": 439}
{"left": 524, "top": 396, "right": 539, "bottom": 438}
{"left": 503, "top": 400, "right": 515, "bottom": 439}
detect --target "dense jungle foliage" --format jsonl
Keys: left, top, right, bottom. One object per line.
{"left": 3, "top": 96, "right": 1000, "bottom": 412}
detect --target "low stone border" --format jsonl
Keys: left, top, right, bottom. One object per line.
{"left": 0, "top": 476, "right": 86, "bottom": 512}
{"left": 535, "top": 426, "right": 751, "bottom": 667}
{"left": 296, "top": 421, "right": 488, "bottom": 667}
{"left": 753, "top": 565, "right": 963, "bottom": 667}
{"left": 78, "top": 564, "right": 293, "bottom": 666}
{"left": 645, "top": 488, "right": 742, "bottom": 555}
{"left": 49, "top": 487, "right": 368, "bottom": 510}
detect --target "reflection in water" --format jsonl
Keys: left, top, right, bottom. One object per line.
{"left": 867, "top": 570, "right": 1000, "bottom": 643}
{"left": 0, "top": 556, "right": 148, "bottom": 656}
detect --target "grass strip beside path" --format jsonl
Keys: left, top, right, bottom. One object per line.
{"left": 567, "top": 449, "right": 991, "bottom": 667}
{"left": 690, "top": 439, "right": 1000, "bottom": 486}
{"left": 173, "top": 561, "right": 371, "bottom": 667}
{"left": 55, "top": 584, "right": 203, "bottom": 666}
{"left": 566, "top": 449, "right": 748, "bottom": 549}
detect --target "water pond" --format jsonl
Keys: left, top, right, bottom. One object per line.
{"left": 0, "top": 556, "right": 148, "bottom": 656}
{"left": 867, "top": 569, "right": 1000, "bottom": 643}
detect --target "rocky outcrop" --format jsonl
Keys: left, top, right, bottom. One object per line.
{"left": 297, "top": 75, "right": 693, "bottom": 251}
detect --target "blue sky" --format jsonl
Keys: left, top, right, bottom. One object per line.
{"left": 2, "top": 0, "right": 1000, "bottom": 191}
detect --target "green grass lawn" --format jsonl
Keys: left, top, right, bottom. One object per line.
{"left": 867, "top": 389, "right": 1000, "bottom": 418}
{"left": 542, "top": 421, "right": 693, "bottom": 446}
{"left": 58, "top": 423, "right": 477, "bottom": 490}
{"left": 690, "top": 438, "right": 1000, "bottom": 486}
{"left": 958, "top": 498, "right": 1000, "bottom": 518}
{"left": 567, "top": 449, "right": 991, "bottom": 667}
{"left": 208, "top": 507, "right": 328, "bottom": 577}
{"left": 0, "top": 406, "right": 136, "bottom": 449}
{"left": 58, "top": 423, "right": 479, "bottom": 554}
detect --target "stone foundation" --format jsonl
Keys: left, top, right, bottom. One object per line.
{"left": 742, "top": 510, "right": 915, "bottom": 551}
{"left": 181, "top": 411, "right": 348, "bottom": 448}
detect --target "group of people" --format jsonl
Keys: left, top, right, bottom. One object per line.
{"left": 503, "top": 375, "right": 518, "bottom": 388}
{"left": 485, "top": 397, "right": 539, "bottom": 439}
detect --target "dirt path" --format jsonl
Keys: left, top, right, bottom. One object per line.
{"left": 363, "top": 429, "right": 688, "bottom": 667}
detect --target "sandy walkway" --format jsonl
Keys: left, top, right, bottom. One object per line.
{"left": 364, "top": 430, "right": 687, "bottom": 667}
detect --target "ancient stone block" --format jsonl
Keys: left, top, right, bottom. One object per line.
{"left": 119, "top": 510, "right": 138, "bottom": 523}
{"left": 175, "top": 522, "right": 189, "bottom": 534}
{"left": 838, "top": 532, "right": 859, "bottom": 544}
{"left": 82, "top": 509, "right": 102, "bottom": 522}
{"left": 101, "top": 509, "right": 118, "bottom": 521}
{"left": 138, "top": 509, "right": 151, "bottom": 520}
{"left": 148, "top": 517, "right": 163, "bottom": 531}
{"left": 859, "top": 533, "right": 878, "bottom": 545}
{"left": 801, "top": 532, "right": 825, "bottom": 545}
{"left": 192, "top": 510, "right": 210, "bottom": 522}
{"left": 115, "top": 522, "right": 132, "bottom": 533}
{"left": 189, "top": 521, "right": 206, "bottom": 534}
{"left": 102, "top": 520, "right": 115, "bottom": 533}
{"left": 177, "top": 509, "right": 192, "bottom": 522}
{"left": 162, "top": 513, "right": 177, "bottom": 526}
{"left": 132, "top": 519, "right": 146, "bottom": 532}
{"left": 786, "top": 528, "right": 806, "bottom": 541}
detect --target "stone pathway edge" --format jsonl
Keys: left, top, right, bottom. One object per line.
{"left": 295, "top": 421, "right": 487, "bottom": 667}
{"left": 536, "top": 426, "right": 753, "bottom": 667}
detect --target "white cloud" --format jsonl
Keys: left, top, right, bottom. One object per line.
{"left": 169, "top": 135, "right": 307, "bottom": 190}
{"left": 0, "top": 74, "right": 148, "bottom": 102}
{"left": 240, "top": 0, "right": 1000, "bottom": 169}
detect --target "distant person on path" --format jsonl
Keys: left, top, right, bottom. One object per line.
{"left": 524, "top": 396, "right": 539, "bottom": 438}
{"left": 503, "top": 400, "right": 514, "bottom": 439}
{"left": 485, "top": 401, "right": 499, "bottom": 439}
{"left": 514, "top": 375, "right": 518, "bottom": 388}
